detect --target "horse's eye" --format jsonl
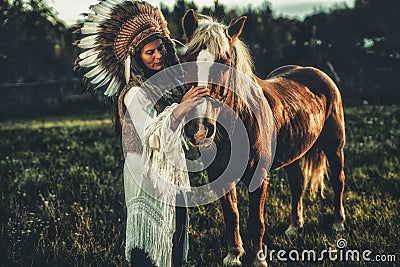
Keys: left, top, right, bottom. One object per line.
{"left": 201, "top": 44, "right": 207, "bottom": 50}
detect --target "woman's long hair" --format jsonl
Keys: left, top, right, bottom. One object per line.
{"left": 112, "top": 35, "right": 186, "bottom": 149}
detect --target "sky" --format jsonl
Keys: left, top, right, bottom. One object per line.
{"left": 45, "top": 0, "right": 354, "bottom": 25}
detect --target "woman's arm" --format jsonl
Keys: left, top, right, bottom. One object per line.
{"left": 124, "top": 85, "right": 209, "bottom": 139}
{"left": 124, "top": 86, "right": 156, "bottom": 143}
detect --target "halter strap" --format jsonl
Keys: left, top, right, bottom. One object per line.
{"left": 229, "top": 47, "right": 238, "bottom": 136}
{"left": 211, "top": 46, "right": 237, "bottom": 108}
{"left": 230, "top": 47, "right": 237, "bottom": 115}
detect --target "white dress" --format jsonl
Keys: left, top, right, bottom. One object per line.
{"left": 123, "top": 86, "right": 189, "bottom": 267}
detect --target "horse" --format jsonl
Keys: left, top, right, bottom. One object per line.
{"left": 181, "top": 10, "right": 346, "bottom": 267}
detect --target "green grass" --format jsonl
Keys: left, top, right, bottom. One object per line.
{"left": 1, "top": 105, "right": 399, "bottom": 266}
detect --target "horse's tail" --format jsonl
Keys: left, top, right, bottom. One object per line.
{"left": 301, "top": 143, "right": 328, "bottom": 198}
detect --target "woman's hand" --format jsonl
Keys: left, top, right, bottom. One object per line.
{"left": 172, "top": 86, "right": 209, "bottom": 120}
{"left": 181, "top": 85, "right": 209, "bottom": 103}
{"left": 170, "top": 86, "right": 209, "bottom": 128}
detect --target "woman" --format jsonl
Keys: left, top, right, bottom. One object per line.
{"left": 122, "top": 37, "right": 207, "bottom": 267}
{"left": 74, "top": 1, "right": 207, "bottom": 266}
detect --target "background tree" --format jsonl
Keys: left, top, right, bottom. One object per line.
{"left": 1, "top": 0, "right": 399, "bottom": 106}
{"left": 0, "top": 0, "right": 73, "bottom": 83}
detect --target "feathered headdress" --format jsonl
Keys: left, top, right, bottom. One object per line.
{"left": 74, "top": 0, "right": 175, "bottom": 97}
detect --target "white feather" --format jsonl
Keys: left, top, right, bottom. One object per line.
{"left": 91, "top": 69, "right": 108, "bottom": 84}
{"left": 82, "top": 35, "right": 98, "bottom": 44}
{"left": 84, "top": 22, "right": 99, "bottom": 28}
{"left": 78, "top": 35, "right": 99, "bottom": 49}
{"left": 99, "top": 1, "right": 115, "bottom": 9}
{"left": 85, "top": 61, "right": 98, "bottom": 68}
{"left": 104, "top": 76, "right": 120, "bottom": 96}
{"left": 81, "top": 26, "right": 99, "bottom": 35}
{"left": 91, "top": 4, "right": 112, "bottom": 16}
{"left": 87, "top": 13, "right": 108, "bottom": 22}
{"left": 94, "top": 75, "right": 112, "bottom": 89}
{"left": 84, "top": 65, "right": 104, "bottom": 79}
{"left": 79, "top": 48, "right": 99, "bottom": 60}
{"left": 79, "top": 53, "right": 99, "bottom": 68}
{"left": 104, "top": 77, "right": 120, "bottom": 96}
{"left": 103, "top": 0, "right": 122, "bottom": 6}
{"left": 78, "top": 41, "right": 99, "bottom": 49}
{"left": 124, "top": 55, "right": 131, "bottom": 84}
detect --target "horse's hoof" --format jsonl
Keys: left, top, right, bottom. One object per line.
{"left": 332, "top": 222, "right": 345, "bottom": 232}
{"left": 223, "top": 253, "right": 242, "bottom": 266}
{"left": 253, "top": 259, "right": 268, "bottom": 267}
{"left": 285, "top": 224, "right": 299, "bottom": 236}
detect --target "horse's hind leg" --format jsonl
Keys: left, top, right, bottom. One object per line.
{"left": 323, "top": 146, "right": 346, "bottom": 231}
{"left": 220, "top": 184, "right": 245, "bottom": 266}
{"left": 284, "top": 160, "right": 305, "bottom": 236}
{"left": 249, "top": 178, "right": 268, "bottom": 267}
{"left": 321, "top": 116, "right": 346, "bottom": 231}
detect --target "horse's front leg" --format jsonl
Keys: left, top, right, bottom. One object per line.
{"left": 249, "top": 178, "right": 268, "bottom": 267}
{"left": 219, "top": 184, "right": 245, "bottom": 266}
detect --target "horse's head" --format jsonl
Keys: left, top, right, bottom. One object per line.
{"left": 182, "top": 10, "right": 247, "bottom": 148}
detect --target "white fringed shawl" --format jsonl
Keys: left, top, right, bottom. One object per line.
{"left": 142, "top": 103, "right": 191, "bottom": 196}
{"left": 125, "top": 103, "right": 190, "bottom": 267}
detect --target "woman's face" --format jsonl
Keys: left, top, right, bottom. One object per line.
{"left": 140, "top": 38, "right": 165, "bottom": 71}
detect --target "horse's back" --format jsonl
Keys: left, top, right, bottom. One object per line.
{"left": 259, "top": 65, "right": 344, "bottom": 168}
{"left": 264, "top": 65, "right": 343, "bottom": 117}
{"left": 266, "top": 65, "right": 341, "bottom": 100}
{"left": 266, "top": 65, "right": 302, "bottom": 79}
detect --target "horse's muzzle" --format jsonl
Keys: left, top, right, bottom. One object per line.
{"left": 184, "top": 120, "right": 215, "bottom": 148}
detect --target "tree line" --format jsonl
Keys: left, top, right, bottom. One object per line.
{"left": 1, "top": 0, "right": 399, "bottom": 105}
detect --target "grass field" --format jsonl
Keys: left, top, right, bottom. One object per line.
{"left": 1, "top": 105, "right": 399, "bottom": 266}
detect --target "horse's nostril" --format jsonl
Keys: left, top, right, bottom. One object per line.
{"left": 184, "top": 121, "right": 194, "bottom": 133}
{"left": 204, "top": 122, "right": 215, "bottom": 138}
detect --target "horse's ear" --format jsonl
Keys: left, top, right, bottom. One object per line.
{"left": 183, "top": 9, "right": 198, "bottom": 41}
{"left": 227, "top": 16, "right": 247, "bottom": 42}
